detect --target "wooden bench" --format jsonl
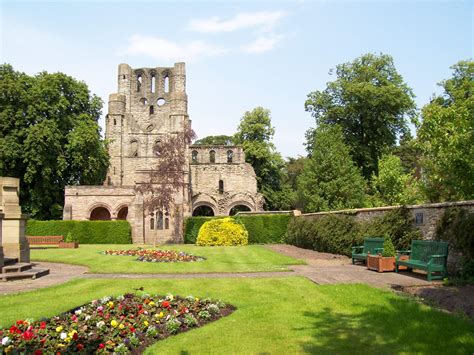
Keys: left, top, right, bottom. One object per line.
{"left": 26, "top": 235, "right": 63, "bottom": 245}
{"left": 396, "top": 240, "right": 449, "bottom": 281}
{"left": 351, "top": 237, "right": 384, "bottom": 264}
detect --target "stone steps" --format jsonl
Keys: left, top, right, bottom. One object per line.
{"left": 2, "top": 262, "right": 33, "bottom": 273}
{"left": 3, "top": 257, "right": 19, "bottom": 266}
{"left": 1, "top": 268, "right": 50, "bottom": 282}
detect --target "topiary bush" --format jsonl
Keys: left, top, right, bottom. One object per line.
{"left": 26, "top": 220, "right": 131, "bottom": 244}
{"left": 381, "top": 238, "right": 396, "bottom": 257}
{"left": 196, "top": 217, "right": 248, "bottom": 246}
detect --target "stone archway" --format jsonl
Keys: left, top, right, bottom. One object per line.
{"left": 229, "top": 204, "right": 252, "bottom": 216}
{"left": 192, "top": 205, "right": 215, "bottom": 216}
{"left": 90, "top": 207, "right": 111, "bottom": 220}
{"left": 117, "top": 206, "right": 128, "bottom": 220}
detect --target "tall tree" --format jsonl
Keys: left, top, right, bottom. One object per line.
{"left": 0, "top": 64, "right": 109, "bottom": 219}
{"left": 417, "top": 60, "right": 474, "bottom": 201}
{"left": 193, "top": 135, "right": 234, "bottom": 146}
{"left": 297, "top": 124, "right": 366, "bottom": 212}
{"left": 305, "top": 53, "right": 416, "bottom": 178}
{"left": 370, "top": 153, "right": 424, "bottom": 206}
{"left": 234, "top": 107, "right": 288, "bottom": 210}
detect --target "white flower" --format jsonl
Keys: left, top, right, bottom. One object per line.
{"left": 85, "top": 315, "right": 91, "bottom": 321}
{"left": 75, "top": 309, "right": 82, "bottom": 315}
{"left": 1, "top": 337, "right": 11, "bottom": 346}
{"left": 60, "top": 332, "right": 67, "bottom": 340}
{"left": 96, "top": 321, "right": 105, "bottom": 328}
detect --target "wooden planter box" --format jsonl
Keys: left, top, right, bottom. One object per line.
{"left": 58, "top": 242, "right": 79, "bottom": 249}
{"left": 367, "top": 254, "right": 408, "bottom": 272}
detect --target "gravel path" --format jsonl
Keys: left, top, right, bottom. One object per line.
{"left": 1, "top": 244, "right": 437, "bottom": 295}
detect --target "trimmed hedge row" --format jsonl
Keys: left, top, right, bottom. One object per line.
{"left": 285, "top": 207, "right": 422, "bottom": 257}
{"left": 184, "top": 214, "right": 291, "bottom": 244}
{"left": 26, "top": 220, "right": 132, "bottom": 244}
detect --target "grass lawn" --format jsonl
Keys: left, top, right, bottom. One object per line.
{"left": 30, "top": 244, "right": 304, "bottom": 274}
{"left": 1, "top": 277, "right": 473, "bottom": 354}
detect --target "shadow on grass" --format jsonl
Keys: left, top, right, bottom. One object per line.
{"left": 298, "top": 295, "right": 474, "bottom": 354}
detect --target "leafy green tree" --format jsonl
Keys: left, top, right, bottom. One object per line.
{"left": 370, "top": 153, "right": 424, "bottom": 206}
{"left": 417, "top": 60, "right": 474, "bottom": 201}
{"left": 0, "top": 64, "right": 109, "bottom": 219}
{"left": 392, "top": 132, "right": 422, "bottom": 177}
{"left": 297, "top": 124, "right": 366, "bottom": 212}
{"left": 193, "top": 135, "right": 234, "bottom": 146}
{"left": 305, "top": 53, "right": 416, "bottom": 178}
{"left": 234, "top": 107, "right": 289, "bottom": 210}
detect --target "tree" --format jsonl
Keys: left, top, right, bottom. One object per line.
{"left": 234, "top": 107, "right": 289, "bottom": 210}
{"left": 193, "top": 135, "right": 234, "bottom": 146}
{"left": 297, "top": 124, "right": 366, "bottom": 212}
{"left": 370, "top": 153, "right": 424, "bottom": 206}
{"left": 0, "top": 64, "right": 109, "bottom": 219}
{"left": 417, "top": 60, "right": 474, "bottom": 201}
{"left": 305, "top": 53, "right": 416, "bottom": 179}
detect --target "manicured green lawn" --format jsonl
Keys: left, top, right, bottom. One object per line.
{"left": 1, "top": 278, "right": 472, "bottom": 354}
{"left": 30, "top": 244, "right": 304, "bottom": 273}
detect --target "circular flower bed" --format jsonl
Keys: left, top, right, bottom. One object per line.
{"left": 103, "top": 249, "right": 205, "bottom": 263}
{"left": 0, "top": 293, "right": 234, "bottom": 354}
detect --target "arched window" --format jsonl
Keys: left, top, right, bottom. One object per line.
{"left": 149, "top": 105, "right": 154, "bottom": 115}
{"left": 117, "top": 206, "right": 128, "bottom": 220}
{"left": 153, "top": 140, "right": 161, "bottom": 156}
{"left": 164, "top": 75, "right": 169, "bottom": 93}
{"left": 151, "top": 75, "right": 156, "bottom": 93}
{"left": 90, "top": 207, "right": 111, "bottom": 220}
{"left": 139, "top": 98, "right": 148, "bottom": 106}
{"left": 157, "top": 211, "right": 164, "bottom": 229}
{"left": 192, "top": 205, "right": 215, "bottom": 216}
{"left": 219, "top": 180, "right": 224, "bottom": 194}
{"left": 113, "top": 118, "right": 117, "bottom": 126}
{"left": 209, "top": 150, "right": 216, "bottom": 163}
{"left": 137, "top": 74, "right": 142, "bottom": 92}
{"left": 227, "top": 150, "right": 233, "bottom": 163}
{"left": 191, "top": 150, "right": 198, "bottom": 163}
{"left": 130, "top": 139, "right": 139, "bottom": 157}
{"left": 165, "top": 212, "right": 169, "bottom": 229}
{"left": 150, "top": 217, "right": 155, "bottom": 230}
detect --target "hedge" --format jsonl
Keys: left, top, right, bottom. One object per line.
{"left": 26, "top": 220, "right": 132, "bottom": 244}
{"left": 285, "top": 207, "right": 422, "bottom": 257}
{"left": 184, "top": 214, "right": 291, "bottom": 244}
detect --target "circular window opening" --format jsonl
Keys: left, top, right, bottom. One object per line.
{"left": 139, "top": 98, "right": 148, "bottom": 106}
{"left": 157, "top": 98, "right": 166, "bottom": 106}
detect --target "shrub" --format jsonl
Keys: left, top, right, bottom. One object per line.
{"left": 381, "top": 238, "right": 396, "bottom": 257}
{"left": 26, "top": 220, "right": 131, "bottom": 244}
{"left": 185, "top": 214, "right": 291, "bottom": 244}
{"left": 285, "top": 207, "right": 421, "bottom": 257}
{"left": 196, "top": 217, "right": 248, "bottom": 246}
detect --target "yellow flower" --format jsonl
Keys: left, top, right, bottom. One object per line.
{"left": 196, "top": 298, "right": 200, "bottom": 302}
{"left": 5, "top": 345, "right": 13, "bottom": 354}
{"left": 65, "top": 337, "right": 72, "bottom": 343}
{"left": 144, "top": 320, "right": 149, "bottom": 327}
{"left": 159, "top": 312, "right": 164, "bottom": 318}
{"left": 68, "top": 330, "right": 77, "bottom": 338}
{"left": 119, "top": 323, "right": 125, "bottom": 329}
{"left": 56, "top": 326, "right": 63, "bottom": 333}
{"left": 148, "top": 301, "right": 155, "bottom": 306}
{"left": 110, "top": 320, "right": 118, "bottom": 328}
{"left": 107, "top": 301, "right": 114, "bottom": 308}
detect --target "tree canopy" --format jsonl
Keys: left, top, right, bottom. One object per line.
{"left": 0, "top": 64, "right": 109, "bottom": 219}
{"left": 297, "top": 124, "right": 366, "bottom": 212}
{"left": 193, "top": 135, "right": 234, "bottom": 146}
{"left": 417, "top": 60, "right": 474, "bottom": 201}
{"left": 305, "top": 53, "right": 416, "bottom": 179}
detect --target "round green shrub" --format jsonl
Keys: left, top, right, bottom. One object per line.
{"left": 196, "top": 217, "right": 248, "bottom": 246}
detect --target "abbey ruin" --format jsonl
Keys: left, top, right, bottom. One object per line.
{"left": 63, "top": 63, "right": 263, "bottom": 243}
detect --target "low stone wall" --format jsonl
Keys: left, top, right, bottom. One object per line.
{"left": 300, "top": 200, "right": 474, "bottom": 240}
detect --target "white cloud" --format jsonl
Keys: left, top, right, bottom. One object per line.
{"left": 241, "top": 34, "right": 285, "bottom": 54}
{"left": 188, "top": 11, "right": 287, "bottom": 34}
{"left": 122, "top": 35, "right": 227, "bottom": 62}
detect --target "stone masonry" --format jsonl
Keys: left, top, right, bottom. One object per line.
{"left": 63, "top": 63, "right": 263, "bottom": 244}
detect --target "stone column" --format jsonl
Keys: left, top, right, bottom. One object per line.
{"left": 0, "top": 177, "right": 30, "bottom": 263}
{"left": 0, "top": 212, "right": 4, "bottom": 268}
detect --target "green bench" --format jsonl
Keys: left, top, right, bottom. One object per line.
{"left": 351, "top": 237, "right": 384, "bottom": 264}
{"left": 395, "top": 240, "right": 449, "bottom": 281}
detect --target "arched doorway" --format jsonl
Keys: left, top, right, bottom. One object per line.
{"left": 229, "top": 204, "right": 251, "bottom": 216}
{"left": 117, "top": 206, "right": 128, "bottom": 220}
{"left": 90, "top": 207, "right": 111, "bottom": 220}
{"left": 192, "top": 205, "right": 215, "bottom": 216}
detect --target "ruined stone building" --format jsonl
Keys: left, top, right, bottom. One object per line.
{"left": 63, "top": 63, "right": 263, "bottom": 243}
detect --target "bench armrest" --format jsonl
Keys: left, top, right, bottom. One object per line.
{"left": 352, "top": 246, "right": 364, "bottom": 252}
{"left": 374, "top": 248, "right": 383, "bottom": 253}
{"left": 396, "top": 250, "right": 411, "bottom": 255}
{"left": 427, "top": 254, "right": 447, "bottom": 265}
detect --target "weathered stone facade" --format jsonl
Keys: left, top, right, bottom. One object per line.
{"left": 63, "top": 63, "right": 263, "bottom": 244}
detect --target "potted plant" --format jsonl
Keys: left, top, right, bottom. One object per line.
{"left": 59, "top": 232, "right": 79, "bottom": 249}
{"left": 367, "top": 238, "right": 396, "bottom": 272}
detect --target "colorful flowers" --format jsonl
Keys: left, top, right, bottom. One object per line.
{"left": 103, "top": 249, "right": 205, "bottom": 263}
{"left": 0, "top": 293, "right": 234, "bottom": 354}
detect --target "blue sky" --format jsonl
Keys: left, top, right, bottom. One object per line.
{"left": 1, "top": 0, "right": 472, "bottom": 158}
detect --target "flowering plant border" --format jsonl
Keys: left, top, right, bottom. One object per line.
{"left": 102, "top": 249, "right": 206, "bottom": 263}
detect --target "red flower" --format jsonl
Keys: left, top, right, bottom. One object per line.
{"left": 162, "top": 301, "right": 170, "bottom": 308}
{"left": 77, "top": 344, "right": 84, "bottom": 351}
{"left": 10, "top": 325, "right": 21, "bottom": 334}
{"left": 129, "top": 326, "right": 136, "bottom": 333}
{"left": 73, "top": 332, "right": 79, "bottom": 340}
{"left": 98, "top": 343, "right": 105, "bottom": 349}
{"left": 16, "top": 320, "right": 24, "bottom": 325}
{"left": 34, "top": 350, "right": 42, "bottom": 355}
{"left": 40, "top": 322, "right": 46, "bottom": 329}
{"left": 22, "top": 330, "right": 34, "bottom": 341}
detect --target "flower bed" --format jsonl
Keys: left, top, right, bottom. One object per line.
{"left": 0, "top": 293, "right": 234, "bottom": 354}
{"left": 103, "top": 249, "right": 205, "bottom": 263}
